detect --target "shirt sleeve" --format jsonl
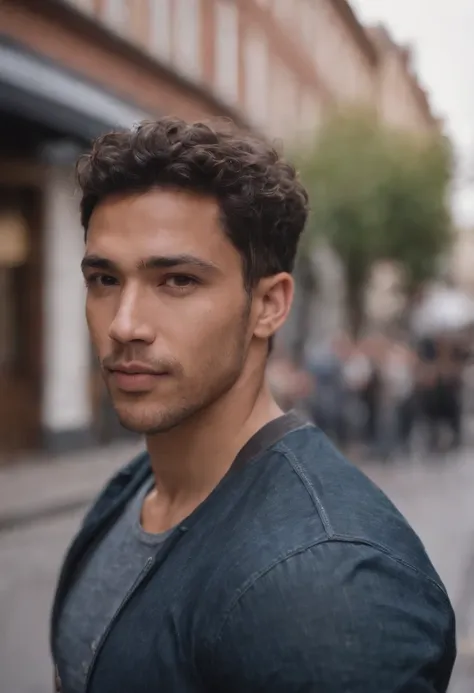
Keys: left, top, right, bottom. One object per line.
{"left": 207, "top": 541, "right": 456, "bottom": 693}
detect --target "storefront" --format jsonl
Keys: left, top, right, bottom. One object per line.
{"left": 0, "top": 152, "right": 42, "bottom": 454}
{"left": 0, "top": 37, "right": 150, "bottom": 458}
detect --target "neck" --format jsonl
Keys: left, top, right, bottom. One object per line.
{"left": 145, "top": 375, "right": 282, "bottom": 508}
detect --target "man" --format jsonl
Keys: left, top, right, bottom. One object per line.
{"left": 51, "top": 117, "right": 455, "bottom": 692}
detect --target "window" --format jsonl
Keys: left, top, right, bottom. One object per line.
{"left": 102, "top": 0, "right": 128, "bottom": 33}
{"left": 269, "top": 62, "right": 298, "bottom": 139}
{"left": 174, "top": 0, "right": 201, "bottom": 79}
{"left": 300, "top": 0, "right": 317, "bottom": 49}
{"left": 62, "top": 0, "right": 94, "bottom": 13}
{"left": 274, "top": 0, "right": 293, "bottom": 23}
{"left": 244, "top": 28, "right": 269, "bottom": 128}
{"left": 215, "top": 0, "right": 239, "bottom": 104}
{"left": 0, "top": 206, "right": 30, "bottom": 374}
{"left": 150, "top": 0, "right": 171, "bottom": 62}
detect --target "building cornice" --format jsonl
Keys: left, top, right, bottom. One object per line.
{"left": 330, "top": 0, "right": 378, "bottom": 66}
{"left": 368, "top": 25, "right": 438, "bottom": 130}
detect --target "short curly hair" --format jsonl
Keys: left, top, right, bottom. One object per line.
{"left": 77, "top": 117, "right": 309, "bottom": 289}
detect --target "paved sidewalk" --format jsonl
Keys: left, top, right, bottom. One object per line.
{"left": 362, "top": 451, "right": 474, "bottom": 609}
{"left": 362, "top": 451, "right": 474, "bottom": 691}
{"left": 0, "top": 441, "right": 143, "bottom": 530}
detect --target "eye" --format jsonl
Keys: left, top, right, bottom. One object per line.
{"left": 85, "top": 273, "right": 118, "bottom": 288}
{"left": 163, "top": 274, "right": 199, "bottom": 290}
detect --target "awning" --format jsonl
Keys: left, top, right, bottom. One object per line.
{"left": 0, "top": 36, "right": 152, "bottom": 140}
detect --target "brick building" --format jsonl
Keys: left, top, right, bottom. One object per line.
{"left": 368, "top": 25, "right": 439, "bottom": 135}
{"left": 0, "top": 0, "right": 437, "bottom": 456}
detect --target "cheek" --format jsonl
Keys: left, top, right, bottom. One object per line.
{"left": 86, "top": 299, "right": 110, "bottom": 350}
{"left": 178, "top": 301, "right": 248, "bottom": 355}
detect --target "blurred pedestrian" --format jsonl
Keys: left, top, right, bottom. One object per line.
{"left": 380, "top": 338, "right": 417, "bottom": 458}
{"left": 342, "top": 340, "right": 375, "bottom": 449}
{"left": 306, "top": 332, "right": 351, "bottom": 446}
{"left": 417, "top": 335, "right": 468, "bottom": 453}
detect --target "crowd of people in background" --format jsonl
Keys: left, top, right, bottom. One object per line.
{"left": 268, "top": 329, "right": 471, "bottom": 461}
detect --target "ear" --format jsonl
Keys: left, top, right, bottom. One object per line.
{"left": 252, "top": 273, "right": 294, "bottom": 340}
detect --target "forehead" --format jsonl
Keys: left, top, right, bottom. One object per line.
{"left": 85, "top": 188, "right": 237, "bottom": 267}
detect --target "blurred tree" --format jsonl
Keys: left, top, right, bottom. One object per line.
{"left": 298, "top": 111, "right": 453, "bottom": 336}
{"left": 383, "top": 134, "right": 453, "bottom": 298}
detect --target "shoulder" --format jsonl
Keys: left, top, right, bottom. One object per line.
{"left": 197, "top": 424, "right": 444, "bottom": 607}
{"left": 217, "top": 538, "right": 453, "bottom": 633}
{"left": 195, "top": 425, "right": 448, "bottom": 635}
{"left": 202, "top": 539, "right": 455, "bottom": 692}
{"left": 270, "top": 425, "right": 442, "bottom": 582}
{"left": 249, "top": 535, "right": 450, "bottom": 603}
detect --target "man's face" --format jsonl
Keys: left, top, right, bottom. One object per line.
{"left": 83, "top": 188, "right": 255, "bottom": 434}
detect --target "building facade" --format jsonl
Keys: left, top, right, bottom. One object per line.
{"left": 369, "top": 25, "right": 439, "bottom": 136}
{"left": 0, "top": 0, "right": 437, "bottom": 457}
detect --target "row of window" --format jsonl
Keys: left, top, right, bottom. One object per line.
{"left": 66, "top": 0, "right": 200, "bottom": 76}
{"left": 257, "top": 0, "right": 375, "bottom": 106}
{"left": 216, "top": 2, "right": 322, "bottom": 140}
{"left": 63, "top": 0, "right": 323, "bottom": 143}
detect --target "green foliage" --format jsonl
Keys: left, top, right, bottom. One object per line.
{"left": 297, "top": 110, "right": 453, "bottom": 333}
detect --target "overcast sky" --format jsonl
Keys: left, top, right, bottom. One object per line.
{"left": 351, "top": 0, "right": 474, "bottom": 226}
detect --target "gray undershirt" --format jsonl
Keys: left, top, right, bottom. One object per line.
{"left": 55, "top": 478, "right": 173, "bottom": 693}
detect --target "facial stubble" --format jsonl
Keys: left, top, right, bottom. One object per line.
{"left": 107, "top": 298, "right": 253, "bottom": 435}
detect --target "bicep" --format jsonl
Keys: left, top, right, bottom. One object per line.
{"left": 207, "top": 543, "right": 455, "bottom": 693}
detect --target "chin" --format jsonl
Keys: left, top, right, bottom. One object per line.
{"left": 114, "top": 402, "right": 195, "bottom": 435}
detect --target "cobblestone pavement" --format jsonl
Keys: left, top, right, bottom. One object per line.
{"left": 0, "top": 448, "right": 473, "bottom": 692}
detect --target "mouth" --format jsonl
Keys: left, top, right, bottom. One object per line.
{"left": 106, "top": 364, "right": 169, "bottom": 392}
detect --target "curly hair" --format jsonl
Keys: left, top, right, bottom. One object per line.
{"left": 77, "top": 117, "right": 309, "bottom": 289}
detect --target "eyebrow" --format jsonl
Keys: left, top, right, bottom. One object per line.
{"left": 81, "top": 254, "right": 220, "bottom": 274}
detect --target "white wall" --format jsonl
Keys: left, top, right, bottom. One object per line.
{"left": 42, "top": 165, "right": 92, "bottom": 434}
{"left": 101, "top": 0, "right": 128, "bottom": 34}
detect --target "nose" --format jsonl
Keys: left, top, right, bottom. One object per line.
{"left": 108, "top": 287, "right": 155, "bottom": 345}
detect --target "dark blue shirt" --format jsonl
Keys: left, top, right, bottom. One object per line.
{"left": 51, "top": 412, "right": 455, "bottom": 692}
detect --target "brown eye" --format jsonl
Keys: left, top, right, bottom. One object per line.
{"left": 164, "top": 275, "right": 198, "bottom": 289}
{"left": 86, "top": 273, "right": 118, "bottom": 287}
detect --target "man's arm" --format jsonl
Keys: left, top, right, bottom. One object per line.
{"left": 207, "top": 541, "right": 455, "bottom": 692}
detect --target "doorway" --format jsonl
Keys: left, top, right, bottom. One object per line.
{"left": 0, "top": 185, "right": 42, "bottom": 458}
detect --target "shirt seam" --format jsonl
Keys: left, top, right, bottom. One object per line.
{"left": 238, "top": 424, "right": 313, "bottom": 475}
{"left": 176, "top": 425, "right": 313, "bottom": 567}
{"left": 209, "top": 534, "right": 452, "bottom": 659}
{"left": 275, "top": 440, "right": 335, "bottom": 537}
{"left": 272, "top": 442, "right": 449, "bottom": 597}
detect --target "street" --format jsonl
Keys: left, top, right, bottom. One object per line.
{"left": 0, "top": 510, "right": 84, "bottom": 693}
{"left": 1, "top": 452, "right": 473, "bottom": 693}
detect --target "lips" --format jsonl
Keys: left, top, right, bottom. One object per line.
{"left": 109, "top": 363, "right": 162, "bottom": 375}
{"left": 107, "top": 364, "right": 168, "bottom": 392}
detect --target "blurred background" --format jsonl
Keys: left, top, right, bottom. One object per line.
{"left": 0, "top": 1, "right": 473, "bottom": 691}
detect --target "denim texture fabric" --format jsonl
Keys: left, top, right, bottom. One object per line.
{"left": 51, "top": 414, "right": 455, "bottom": 692}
